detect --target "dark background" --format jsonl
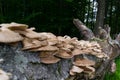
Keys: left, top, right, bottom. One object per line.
{"left": 0, "top": 0, "right": 120, "bottom": 38}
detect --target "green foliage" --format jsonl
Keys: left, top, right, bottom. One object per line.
{"left": 0, "top": 0, "right": 120, "bottom": 36}
{"left": 104, "top": 58, "right": 120, "bottom": 80}
{"left": 0, "top": 0, "right": 89, "bottom": 39}
{"left": 65, "top": 0, "right": 73, "bottom": 2}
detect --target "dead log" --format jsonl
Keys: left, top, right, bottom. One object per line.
{"left": 73, "top": 19, "right": 94, "bottom": 40}
{"left": 0, "top": 21, "right": 120, "bottom": 80}
{"left": 73, "top": 19, "right": 120, "bottom": 80}
{"left": 0, "top": 44, "right": 72, "bottom": 80}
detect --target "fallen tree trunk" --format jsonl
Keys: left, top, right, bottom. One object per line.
{"left": 72, "top": 19, "right": 120, "bottom": 80}
{"left": 0, "top": 43, "right": 72, "bottom": 80}
{"left": 0, "top": 20, "right": 120, "bottom": 80}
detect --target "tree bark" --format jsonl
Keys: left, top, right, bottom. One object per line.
{"left": 0, "top": 43, "right": 72, "bottom": 80}
{"left": 73, "top": 19, "right": 120, "bottom": 80}
{"left": 73, "top": 19, "right": 94, "bottom": 40}
{"left": 94, "top": 0, "right": 105, "bottom": 36}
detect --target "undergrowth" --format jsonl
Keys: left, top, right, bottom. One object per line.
{"left": 104, "top": 57, "right": 120, "bottom": 80}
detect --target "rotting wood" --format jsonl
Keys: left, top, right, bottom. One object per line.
{"left": 0, "top": 21, "right": 120, "bottom": 80}
{"left": 73, "top": 19, "right": 120, "bottom": 80}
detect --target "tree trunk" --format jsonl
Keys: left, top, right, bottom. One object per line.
{"left": 0, "top": 43, "right": 72, "bottom": 80}
{"left": 94, "top": 0, "right": 105, "bottom": 36}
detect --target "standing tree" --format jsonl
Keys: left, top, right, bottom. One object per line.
{"left": 94, "top": 0, "right": 105, "bottom": 36}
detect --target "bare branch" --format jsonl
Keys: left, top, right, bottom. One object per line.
{"left": 115, "top": 33, "right": 120, "bottom": 43}
{"left": 73, "top": 19, "right": 94, "bottom": 40}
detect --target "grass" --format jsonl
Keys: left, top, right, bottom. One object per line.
{"left": 104, "top": 58, "right": 120, "bottom": 80}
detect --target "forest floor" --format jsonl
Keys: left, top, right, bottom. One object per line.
{"left": 104, "top": 57, "right": 120, "bottom": 80}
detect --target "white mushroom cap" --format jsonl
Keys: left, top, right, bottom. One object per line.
{"left": 47, "top": 38, "right": 58, "bottom": 46}
{"left": 83, "top": 66, "right": 95, "bottom": 73}
{"left": 17, "top": 29, "right": 41, "bottom": 38}
{"left": 0, "top": 69, "right": 11, "bottom": 80}
{"left": 22, "top": 38, "right": 48, "bottom": 50}
{"left": 38, "top": 32, "right": 56, "bottom": 39}
{"left": 29, "top": 45, "right": 59, "bottom": 51}
{"left": 73, "top": 58, "right": 95, "bottom": 67}
{"left": 72, "top": 49, "right": 83, "bottom": 56}
{"left": 70, "top": 66, "right": 83, "bottom": 75}
{"left": 0, "top": 28, "right": 23, "bottom": 43}
{"left": 40, "top": 55, "right": 60, "bottom": 64}
{"left": 79, "top": 66, "right": 95, "bottom": 79}
{"left": 0, "top": 22, "right": 28, "bottom": 31}
{"left": 39, "top": 51, "right": 56, "bottom": 58}
{"left": 55, "top": 50, "right": 73, "bottom": 59}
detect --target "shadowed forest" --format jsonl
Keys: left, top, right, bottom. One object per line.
{"left": 0, "top": 0, "right": 120, "bottom": 38}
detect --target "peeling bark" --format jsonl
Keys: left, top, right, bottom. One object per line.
{"left": 73, "top": 19, "right": 94, "bottom": 40}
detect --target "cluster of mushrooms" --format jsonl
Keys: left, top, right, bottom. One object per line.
{"left": 0, "top": 22, "right": 109, "bottom": 78}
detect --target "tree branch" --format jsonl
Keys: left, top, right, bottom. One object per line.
{"left": 73, "top": 19, "right": 94, "bottom": 40}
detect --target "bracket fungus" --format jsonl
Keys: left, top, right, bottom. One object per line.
{"left": 38, "top": 32, "right": 57, "bottom": 39}
{"left": 73, "top": 58, "right": 95, "bottom": 67}
{"left": 0, "top": 22, "right": 110, "bottom": 79}
{"left": 0, "top": 28, "right": 23, "bottom": 43}
{"left": 55, "top": 50, "right": 73, "bottom": 59}
{"left": 69, "top": 58, "right": 96, "bottom": 79}
{"left": 39, "top": 52, "right": 61, "bottom": 64}
{"left": 16, "top": 29, "right": 41, "bottom": 39}
{"left": 0, "top": 22, "right": 28, "bottom": 31}
{"left": 70, "top": 66, "right": 83, "bottom": 75}
{"left": 22, "top": 38, "right": 41, "bottom": 50}
{"left": 40, "top": 56, "right": 60, "bottom": 64}
{"left": 30, "top": 45, "right": 59, "bottom": 52}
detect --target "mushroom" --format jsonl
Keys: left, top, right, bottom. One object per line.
{"left": 56, "top": 41, "right": 74, "bottom": 50}
{"left": 38, "top": 32, "right": 56, "bottom": 39}
{"left": 57, "top": 36, "right": 72, "bottom": 44}
{"left": 0, "top": 69, "right": 12, "bottom": 80}
{"left": 22, "top": 38, "right": 34, "bottom": 50}
{"left": 39, "top": 51, "right": 56, "bottom": 58}
{"left": 39, "top": 51, "right": 60, "bottom": 64}
{"left": 60, "top": 48, "right": 71, "bottom": 52}
{"left": 17, "top": 29, "right": 41, "bottom": 38}
{"left": 83, "top": 66, "right": 95, "bottom": 73}
{"left": 47, "top": 38, "right": 58, "bottom": 46}
{"left": 79, "top": 66, "right": 95, "bottom": 79}
{"left": 55, "top": 50, "right": 73, "bottom": 59}
{"left": 64, "top": 44, "right": 74, "bottom": 49}
{"left": 92, "top": 48, "right": 102, "bottom": 53}
{"left": 0, "top": 22, "right": 28, "bottom": 31}
{"left": 90, "top": 41, "right": 101, "bottom": 48}
{"left": 29, "top": 45, "right": 59, "bottom": 51}
{"left": 40, "top": 55, "right": 60, "bottom": 64}
{"left": 73, "top": 58, "right": 95, "bottom": 67}
{"left": 38, "top": 35, "right": 48, "bottom": 41}
{"left": 92, "top": 52, "right": 109, "bottom": 59}
{"left": 72, "top": 48, "right": 83, "bottom": 56}
{"left": 57, "top": 36, "right": 65, "bottom": 42}
{"left": 38, "top": 40, "right": 48, "bottom": 46}
{"left": 70, "top": 66, "right": 83, "bottom": 75}
{"left": 22, "top": 38, "right": 39, "bottom": 50}
{"left": 0, "top": 28, "right": 23, "bottom": 43}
